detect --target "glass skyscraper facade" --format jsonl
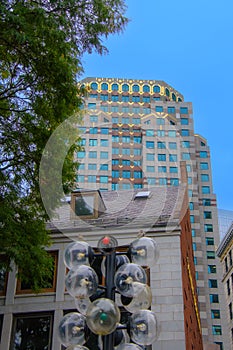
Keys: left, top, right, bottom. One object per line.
{"left": 76, "top": 77, "right": 230, "bottom": 349}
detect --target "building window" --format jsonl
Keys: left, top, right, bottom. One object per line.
{"left": 143, "top": 84, "right": 150, "bottom": 92}
{"left": 133, "top": 148, "right": 141, "bottom": 156}
{"left": 200, "top": 162, "right": 209, "bottom": 170}
{"left": 100, "top": 94, "right": 108, "bottom": 101}
{"left": 202, "top": 186, "right": 210, "bottom": 194}
{"left": 200, "top": 151, "right": 208, "bottom": 158}
{"left": 190, "top": 215, "right": 195, "bottom": 223}
{"left": 201, "top": 174, "right": 209, "bottom": 182}
{"left": 100, "top": 151, "right": 108, "bottom": 159}
{"left": 0, "top": 256, "right": 8, "bottom": 296}
{"left": 100, "top": 128, "right": 109, "bottom": 134}
{"left": 209, "top": 279, "right": 218, "bottom": 288}
{"left": 89, "top": 151, "right": 97, "bottom": 159}
{"left": 101, "top": 83, "right": 108, "bottom": 90}
{"left": 227, "top": 279, "right": 230, "bottom": 295}
{"left": 229, "top": 302, "right": 233, "bottom": 320}
{"left": 112, "top": 159, "right": 119, "bottom": 165}
{"left": 203, "top": 198, "right": 211, "bottom": 206}
{"left": 170, "top": 166, "right": 178, "bottom": 173}
{"left": 206, "top": 237, "right": 214, "bottom": 245}
{"left": 112, "top": 135, "right": 119, "bottom": 143}
{"left": 122, "top": 116, "right": 129, "bottom": 123}
{"left": 169, "top": 154, "right": 177, "bottom": 162}
{"left": 89, "top": 139, "right": 98, "bottom": 146}
{"left": 157, "top": 141, "right": 166, "bottom": 149}
{"left": 90, "top": 82, "right": 98, "bottom": 90}
{"left": 211, "top": 310, "right": 220, "bottom": 319}
{"left": 77, "top": 175, "right": 84, "bottom": 183}
{"left": 146, "top": 141, "right": 155, "bottom": 148}
{"left": 122, "top": 170, "right": 131, "bottom": 179}
{"left": 168, "top": 107, "right": 175, "bottom": 114}
{"left": 146, "top": 129, "right": 154, "bottom": 136}
{"left": 170, "top": 178, "right": 179, "bottom": 186}
{"left": 99, "top": 176, "right": 108, "bottom": 183}
{"left": 208, "top": 265, "right": 217, "bottom": 274}
{"left": 158, "top": 154, "right": 166, "bottom": 161}
{"left": 158, "top": 166, "right": 167, "bottom": 173}
{"left": 122, "top": 95, "right": 129, "bottom": 102}
{"left": 112, "top": 170, "right": 119, "bottom": 178}
{"left": 88, "top": 103, "right": 96, "bottom": 110}
{"left": 207, "top": 251, "right": 215, "bottom": 259}
{"left": 132, "top": 84, "right": 140, "bottom": 92}
{"left": 143, "top": 96, "right": 150, "bottom": 103}
{"left": 100, "top": 139, "right": 109, "bottom": 147}
{"left": 100, "top": 164, "right": 108, "bottom": 171}
{"left": 90, "top": 115, "right": 98, "bottom": 122}
{"left": 146, "top": 166, "right": 155, "bottom": 172}
{"left": 204, "top": 211, "right": 212, "bottom": 219}
{"left": 159, "top": 178, "right": 167, "bottom": 185}
{"left": 132, "top": 96, "right": 140, "bottom": 103}
{"left": 132, "top": 118, "right": 140, "bottom": 124}
{"left": 181, "top": 129, "right": 189, "bottom": 136}
{"left": 77, "top": 151, "right": 85, "bottom": 158}
{"left": 147, "top": 177, "right": 156, "bottom": 185}
{"left": 10, "top": 312, "right": 53, "bottom": 350}
{"left": 16, "top": 251, "right": 58, "bottom": 294}
{"left": 112, "top": 148, "right": 119, "bottom": 155}
{"left": 134, "top": 171, "right": 142, "bottom": 178}
{"left": 157, "top": 130, "right": 165, "bottom": 137}
{"left": 182, "top": 141, "right": 190, "bottom": 148}
{"left": 180, "top": 107, "right": 188, "bottom": 114}
{"left": 122, "top": 136, "right": 130, "bottom": 143}
{"left": 122, "top": 83, "right": 129, "bottom": 92}
{"left": 210, "top": 294, "right": 219, "bottom": 303}
{"left": 192, "top": 229, "right": 196, "bottom": 237}
{"left": 89, "top": 127, "right": 98, "bottom": 134}
{"left": 111, "top": 83, "right": 118, "bottom": 91}
{"left": 204, "top": 224, "right": 213, "bottom": 232}
{"left": 111, "top": 106, "right": 119, "bottom": 112}
{"left": 155, "top": 106, "right": 163, "bottom": 113}
{"left": 182, "top": 152, "right": 191, "bottom": 160}
{"left": 88, "top": 175, "right": 96, "bottom": 183}
{"left": 212, "top": 325, "right": 222, "bottom": 335}
{"left": 146, "top": 153, "right": 154, "bottom": 161}
{"left": 133, "top": 136, "right": 142, "bottom": 143}
{"left": 153, "top": 85, "right": 160, "bottom": 93}
{"left": 181, "top": 118, "right": 189, "bottom": 125}
{"left": 122, "top": 148, "right": 130, "bottom": 155}
{"left": 122, "top": 160, "right": 131, "bottom": 166}
{"left": 168, "top": 130, "right": 176, "bottom": 137}
{"left": 169, "top": 142, "right": 177, "bottom": 150}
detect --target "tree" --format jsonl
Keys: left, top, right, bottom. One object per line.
{"left": 0, "top": 0, "right": 128, "bottom": 289}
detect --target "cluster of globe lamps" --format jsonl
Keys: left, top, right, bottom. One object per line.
{"left": 58, "top": 234, "right": 159, "bottom": 350}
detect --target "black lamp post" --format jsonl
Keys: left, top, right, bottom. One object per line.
{"left": 58, "top": 235, "right": 159, "bottom": 350}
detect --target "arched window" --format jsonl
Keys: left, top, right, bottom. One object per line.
{"left": 153, "top": 85, "right": 160, "bottom": 93}
{"left": 172, "top": 93, "right": 176, "bottom": 101}
{"left": 132, "top": 84, "right": 140, "bottom": 92}
{"left": 101, "top": 83, "right": 108, "bottom": 90}
{"left": 112, "top": 83, "right": 119, "bottom": 91}
{"left": 122, "top": 84, "right": 129, "bottom": 92}
{"left": 90, "top": 82, "right": 98, "bottom": 90}
{"left": 165, "top": 88, "right": 170, "bottom": 97}
{"left": 143, "top": 85, "right": 150, "bottom": 93}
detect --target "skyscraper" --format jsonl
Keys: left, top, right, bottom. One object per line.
{"left": 77, "top": 77, "right": 230, "bottom": 349}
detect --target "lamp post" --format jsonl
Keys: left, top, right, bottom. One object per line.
{"left": 58, "top": 235, "right": 159, "bottom": 350}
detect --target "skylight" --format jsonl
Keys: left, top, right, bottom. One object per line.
{"left": 134, "top": 191, "right": 151, "bottom": 199}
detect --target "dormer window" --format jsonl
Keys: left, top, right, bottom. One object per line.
{"left": 71, "top": 190, "right": 106, "bottom": 219}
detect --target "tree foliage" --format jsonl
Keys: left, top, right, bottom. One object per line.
{"left": 0, "top": 0, "right": 128, "bottom": 288}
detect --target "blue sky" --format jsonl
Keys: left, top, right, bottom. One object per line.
{"left": 81, "top": 0, "right": 233, "bottom": 210}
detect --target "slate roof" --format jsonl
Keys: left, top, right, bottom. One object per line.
{"left": 48, "top": 185, "right": 188, "bottom": 234}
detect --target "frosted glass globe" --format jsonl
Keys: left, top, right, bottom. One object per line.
{"left": 101, "top": 254, "right": 130, "bottom": 277}
{"left": 86, "top": 298, "right": 120, "bottom": 335}
{"left": 64, "top": 241, "right": 94, "bottom": 269}
{"left": 65, "top": 265, "right": 98, "bottom": 298}
{"left": 130, "top": 237, "right": 159, "bottom": 266}
{"left": 121, "top": 282, "right": 152, "bottom": 313}
{"left": 58, "top": 312, "right": 86, "bottom": 346}
{"left": 115, "top": 344, "right": 143, "bottom": 350}
{"left": 130, "top": 310, "right": 158, "bottom": 345}
{"left": 114, "top": 263, "right": 147, "bottom": 297}
{"left": 97, "top": 235, "right": 118, "bottom": 254}
{"left": 75, "top": 296, "right": 91, "bottom": 315}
